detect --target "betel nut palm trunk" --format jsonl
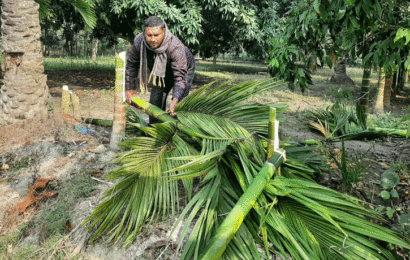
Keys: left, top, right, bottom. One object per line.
{"left": 1, "top": 0, "right": 49, "bottom": 125}
{"left": 110, "top": 52, "right": 127, "bottom": 150}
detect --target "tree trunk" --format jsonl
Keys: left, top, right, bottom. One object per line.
{"left": 384, "top": 75, "right": 393, "bottom": 109}
{"left": 1, "top": 0, "right": 48, "bottom": 125}
{"left": 213, "top": 54, "right": 217, "bottom": 66}
{"left": 374, "top": 68, "right": 385, "bottom": 114}
{"left": 392, "top": 71, "right": 397, "bottom": 93}
{"left": 397, "top": 65, "right": 405, "bottom": 92}
{"left": 110, "top": 52, "right": 127, "bottom": 150}
{"left": 330, "top": 59, "right": 355, "bottom": 85}
{"left": 92, "top": 38, "right": 99, "bottom": 61}
{"left": 359, "top": 64, "right": 372, "bottom": 114}
{"left": 84, "top": 31, "right": 87, "bottom": 57}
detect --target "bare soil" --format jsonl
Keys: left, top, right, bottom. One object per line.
{"left": 0, "top": 65, "right": 410, "bottom": 259}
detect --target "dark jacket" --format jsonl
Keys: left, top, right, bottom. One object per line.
{"left": 125, "top": 32, "right": 195, "bottom": 100}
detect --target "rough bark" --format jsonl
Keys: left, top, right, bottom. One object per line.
{"left": 1, "top": 0, "right": 49, "bottom": 125}
{"left": 92, "top": 38, "right": 99, "bottom": 61}
{"left": 330, "top": 59, "right": 355, "bottom": 85}
{"left": 384, "top": 75, "right": 393, "bottom": 109}
{"left": 396, "top": 65, "right": 405, "bottom": 94}
{"left": 374, "top": 68, "right": 385, "bottom": 114}
{"left": 392, "top": 71, "right": 397, "bottom": 93}
{"left": 110, "top": 52, "right": 126, "bottom": 150}
{"left": 359, "top": 64, "right": 372, "bottom": 114}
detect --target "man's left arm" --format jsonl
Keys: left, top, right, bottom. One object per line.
{"left": 169, "top": 43, "right": 188, "bottom": 115}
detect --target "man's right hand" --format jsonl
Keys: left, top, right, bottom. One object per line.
{"left": 126, "top": 90, "right": 139, "bottom": 105}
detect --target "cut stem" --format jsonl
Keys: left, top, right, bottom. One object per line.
{"left": 267, "top": 107, "right": 276, "bottom": 159}
{"left": 199, "top": 150, "right": 286, "bottom": 260}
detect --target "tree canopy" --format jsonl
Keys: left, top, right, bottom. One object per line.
{"left": 268, "top": 0, "right": 410, "bottom": 92}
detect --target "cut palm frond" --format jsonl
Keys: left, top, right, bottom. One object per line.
{"left": 85, "top": 123, "right": 197, "bottom": 246}
{"left": 177, "top": 79, "right": 287, "bottom": 136}
{"left": 307, "top": 103, "right": 409, "bottom": 140}
{"left": 85, "top": 79, "right": 410, "bottom": 260}
{"left": 307, "top": 119, "right": 332, "bottom": 138}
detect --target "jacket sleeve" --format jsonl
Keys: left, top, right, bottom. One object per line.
{"left": 125, "top": 34, "right": 142, "bottom": 91}
{"left": 169, "top": 40, "right": 188, "bottom": 100}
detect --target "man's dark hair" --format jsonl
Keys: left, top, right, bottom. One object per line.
{"left": 144, "top": 16, "right": 165, "bottom": 29}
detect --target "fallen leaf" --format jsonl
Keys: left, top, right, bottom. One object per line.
{"left": 65, "top": 220, "right": 72, "bottom": 231}
{"left": 16, "top": 178, "right": 56, "bottom": 214}
{"left": 7, "top": 244, "right": 12, "bottom": 254}
{"left": 1, "top": 164, "right": 10, "bottom": 171}
{"left": 378, "top": 162, "right": 389, "bottom": 168}
{"left": 91, "top": 170, "right": 104, "bottom": 176}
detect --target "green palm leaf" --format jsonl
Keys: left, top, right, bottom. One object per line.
{"left": 86, "top": 79, "right": 410, "bottom": 260}
{"left": 176, "top": 79, "right": 286, "bottom": 136}
{"left": 306, "top": 104, "right": 408, "bottom": 140}
{"left": 85, "top": 123, "right": 196, "bottom": 245}
{"left": 63, "top": 0, "right": 96, "bottom": 29}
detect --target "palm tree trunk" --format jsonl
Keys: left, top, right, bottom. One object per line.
{"left": 1, "top": 0, "right": 49, "bottom": 125}
{"left": 374, "top": 68, "right": 385, "bottom": 114}
{"left": 359, "top": 63, "right": 372, "bottom": 114}
{"left": 92, "top": 38, "right": 99, "bottom": 61}
{"left": 396, "top": 63, "right": 405, "bottom": 95}
{"left": 110, "top": 53, "right": 127, "bottom": 150}
{"left": 384, "top": 75, "right": 393, "bottom": 109}
{"left": 392, "top": 71, "right": 397, "bottom": 94}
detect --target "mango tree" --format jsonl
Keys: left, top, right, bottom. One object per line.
{"left": 268, "top": 0, "right": 410, "bottom": 113}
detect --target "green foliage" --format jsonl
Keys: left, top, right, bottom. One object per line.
{"left": 307, "top": 104, "right": 366, "bottom": 139}
{"left": 306, "top": 104, "right": 409, "bottom": 140}
{"left": 268, "top": 38, "right": 313, "bottom": 91}
{"left": 125, "top": 107, "right": 148, "bottom": 135}
{"left": 377, "top": 170, "right": 401, "bottom": 219}
{"left": 84, "top": 79, "right": 410, "bottom": 259}
{"left": 43, "top": 57, "right": 114, "bottom": 71}
{"left": 34, "top": 172, "right": 96, "bottom": 237}
{"left": 399, "top": 214, "right": 410, "bottom": 233}
{"left": 37, "top": 0, "right": 96, "bottom": 29}
{"left": 380, "top": 170, "right": 400, "bottom": 190}
{"left": 0, "top": 232, "right": 70, "bottom": 260}
{"left": 268, "top": 0, "right": 410, "bottom": 92}
{"left": 367, "top": 112, "right": 410, "bottom": 131}
{"left": 329, "top": 140, "right": 370, "bottom": 191}
{"left": 9, "top": 156, "right": 35, "bottom": 171}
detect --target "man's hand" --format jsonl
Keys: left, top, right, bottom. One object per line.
{"left": 126, "top": 90, "right": 139, "bottom": 105}
{"left": 169, "top": 98, "right": 179, "bottom": 117}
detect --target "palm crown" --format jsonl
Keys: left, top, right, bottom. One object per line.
{"left": 85, "top": 79, "right": 410, "bottom": 259}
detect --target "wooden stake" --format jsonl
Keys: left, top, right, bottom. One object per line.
{"left": 71, "top": 92, "right": 81, "bottom": 121}
{"left": 61, "top": 85, "right": 72, "bottom": 115}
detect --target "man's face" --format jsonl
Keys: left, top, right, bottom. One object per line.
{"left": 145, "top": 26, "right": 165, "bottom": 49}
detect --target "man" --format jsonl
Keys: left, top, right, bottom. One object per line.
{"left": 125, "top": 16, "right": 195, "bottom": 123}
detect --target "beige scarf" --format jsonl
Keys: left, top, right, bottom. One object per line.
{"left": 138, "top": 23, "right": 171, "bottom": 93}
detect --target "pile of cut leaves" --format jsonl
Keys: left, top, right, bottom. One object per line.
{"left": 85, "top": 79, "right": 410, "bottom": 259}
{"left": 306, "top": 103, "right": 409, "bottom": 141}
